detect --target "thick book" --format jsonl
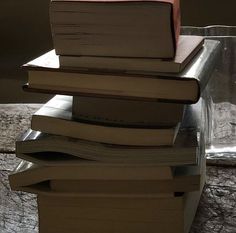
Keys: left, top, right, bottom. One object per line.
{"left": 50, "top": 0, "right": 180, "bottom": 58}
{"left": 23, "top": 39, "right": 220, "bottom": 103}
{"left": 31, "top": 95, "right": 180, "bottom": 146}
{"left": 36, "top": 165, "right": 205, "bottom": 233}
{"left": 9, "top": 159, "right": 205, "bottom": 232}
{"left": 16, "top": 128, "right": 199, "bottom": 166}
{"left": 37, "top": 184, "right": 204, "bottom": 233}
{"left": 72, "top": 96, "right": 185, "bottom": 127}
{"left": 59, "top": 35, "right": 204, "bottom": 73}
{"left": 9, "top": 154, "right": 204, "bottom": 195}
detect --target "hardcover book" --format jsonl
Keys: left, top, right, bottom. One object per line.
{"left": 23, "top": 39, "right": 220, "bottom": 103}
{"left": 50, "top": 0, "right": 180, "bottom": 58}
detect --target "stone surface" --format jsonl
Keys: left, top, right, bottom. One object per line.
{"left": 0, "top": 154, "right": 38, "bottom": 233}
{"left": 0, "top": 153, "right": 22, "bottom": 171}
{"left": 190, "top": 166, "right": 236, "bottom": 233}
{"left": 0, "top": 104, "right": 41, "bottom": 152}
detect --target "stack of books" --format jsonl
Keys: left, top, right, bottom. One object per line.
{"left": 9, "top": 1, "right": 220, "bottom": 233}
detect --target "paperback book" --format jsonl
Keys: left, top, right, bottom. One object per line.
{"left": 9, "top": 154, "right": 204, "bottom": 195}
{"left": 31, "top": 95, "right": 180, "bottom": 146}
{"left": 59, "top": 35, "right": 204, "bottom": 73}
{"left": 16, "top": 127, "right": 199, "bottom": 166}
{"left": 36, "top": 184, "right": 204, "bottom": 233}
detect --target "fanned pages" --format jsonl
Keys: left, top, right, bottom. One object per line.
{"left": 59, "top": 36, "right": 204, "bottom": 73}
{"left": 16, "top": 128, "right": 199, "bottom": 166}
{"left": 9, "top": 154, "right": 204, "bottom": 195}
{"left": 23, "top": 40, "right": 220, "bottom": 103}
{"left": 31, "top": 95, "right": 180, "bottom": 146}
{"left": 9, "top": 160, "right": 173, "bottom": 183}
{"left": 50, "top": 0, "right": 180, "bottom": 58}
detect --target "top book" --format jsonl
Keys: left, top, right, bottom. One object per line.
{"left": 50, "top": 0, "right": 180, "bottom": 58}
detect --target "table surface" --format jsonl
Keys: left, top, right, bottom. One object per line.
{"left": 0, "top": 104, "right": 236, "bottom": 233}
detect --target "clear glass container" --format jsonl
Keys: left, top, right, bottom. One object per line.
{"left": 182, "top": 26, "right": 236, "bottom": 165}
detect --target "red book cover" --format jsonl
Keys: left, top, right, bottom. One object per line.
{"left": 169, "top": 0, "right": 181, "bottom": 51}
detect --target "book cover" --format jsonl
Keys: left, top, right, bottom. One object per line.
{"left": 23, "top": 39, "right": 220, "bottom": 104}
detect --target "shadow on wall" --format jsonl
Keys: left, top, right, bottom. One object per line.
{"left": 181, "top": 0, "right": 236, "bottom": 26}
{"left": 0, "top": 1, "right": 53, "bottom": 103}
{"left": 0, "top": 0, "right": 52, "bottom": 78}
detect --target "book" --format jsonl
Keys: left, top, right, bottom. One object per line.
{"left": 72, "top": 96, "right": 185, "bottom": 127}
{"left": 9, "top": 159, "right": 173, "bottom": 183}
{"left": 23, "top": 39, "right": 220, "bottom": 103}
{"left": 36, "top": 185, "right": 204, "bottom": 233}
{"left": 31, "top": 95, "right": 180, "bottom": 146}
{"left": 16, "top": 128, "right": 199, "bottom": 166}
{"left": 59, "top": 35, "right": 204, "bottom": 73}
{"left": 36, "top": 162, "right": 205, "bottom": 233}
{"left": 50, "top": 0, "right": 180, "bottom": 58}
{"left": 10, "top": 158, "right": 205, "bottom": 233}
{"left": 10, "top": 151, "right": 205, "bottom": 232}
{"left": 49, "top": 151, "right": 205, "bottom": 194}
{"left": 9, "top": 154, "right": 204, "bottom": 195}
